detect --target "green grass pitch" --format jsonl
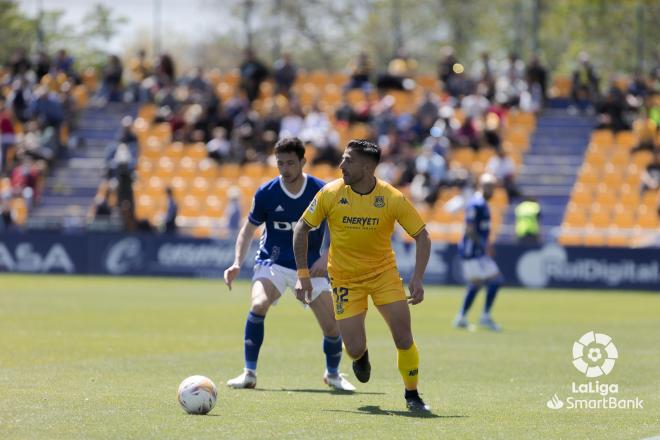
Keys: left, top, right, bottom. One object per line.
{"left": 1, "top": 274, "right": 658, "bottom": 439}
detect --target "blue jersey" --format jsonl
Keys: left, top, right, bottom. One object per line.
{"left": 248, "top": 174, "right": 326, "bottom": 270}
{"left": 459, "top": 192, "right": 491, "bottom": 259}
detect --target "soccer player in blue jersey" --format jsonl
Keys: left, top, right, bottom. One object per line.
{"left": 454, "top": 173, "right": 503, "bottom": 332}
{"left": 223, "top": 137, "right": 355, "bottom": 391}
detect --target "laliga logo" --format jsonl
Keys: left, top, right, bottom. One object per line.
{"left": 572, "top": 331, "right": 618, "bottom": 378}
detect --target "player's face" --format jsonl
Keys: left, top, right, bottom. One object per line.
{"left": 482, "top": 183, "right": 495, "bottom": 200}
{"left": 339, "top": 149, "right": 365, "bottom": 185}
{"left": 276, "top": 152, "right": 304, "bottom": 183}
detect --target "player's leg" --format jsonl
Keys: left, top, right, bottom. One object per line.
{"left": 375, "top": 300, "right": 430, "bottom": 412}
{"left": 335, "top": 312, "right": 370, "bottom": 383}
{"left": 308, "top": 289, "right": 356, "bottom": 391}
{"left": 227, "top": 269, "right": 282, "bottom": 389}
{"left": 454, "top": 258, "right": 481, "bottom": 329}
{"left": 326, "top": 279, "right": 370, "bottom": 383}
{"left": 454, "top": 280, "right": 481, "bottom": 329}
{"left": 479, "top": 257, "right": 503, "bottom": 331}
{"left": 371, "top": 268, "right": 430, "bottom": 412}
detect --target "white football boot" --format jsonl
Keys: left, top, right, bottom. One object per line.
{"left": 226, "top": 369, "right": 257, "bottom": 389}
{"left": 479, "top": 315, "right": 502, "bottom": 332}
{"left": 453, "top": 315, "right": 475, "bottom": 331}
{"left": 323, "top": 371, "right": 356, "bottom": 392}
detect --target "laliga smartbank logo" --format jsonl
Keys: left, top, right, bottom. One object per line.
{"left": 572, "top": 331, "right": 617, "bottom": 377}
{"left": 546, "top": 331, "right": 644, "bottom": 411}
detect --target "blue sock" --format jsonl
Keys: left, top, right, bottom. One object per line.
{"left": 460, "top": 284, "right": 480, "bottom": 317}
{"left": 323, "top": 335, "right": 342, "bottom": 375}
{"left": 484, "top": 281, "right": 500, "bottom": 316}
{"left": 244, "top": 311, "right": 265, "bottom": 371}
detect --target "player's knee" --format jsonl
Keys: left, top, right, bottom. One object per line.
{"left": 345, "top": 343, "right": 367, "bottom": 360}
{"left": 321, "top": 322, "right": 340, "bottom": 339}
{"left": 392, "top": 329, "right": 414, "bottom": 350}
{"left": 250, "top": 298, "right": 271, "bottom": 315}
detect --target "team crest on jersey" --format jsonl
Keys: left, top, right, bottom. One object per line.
{"left": 373, "top": 196, "right": 385, "bottom": 208}
{"left": 339, "top": 197, "right": 349, "bottom": 205}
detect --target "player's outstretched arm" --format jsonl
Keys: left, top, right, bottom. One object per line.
{"left": 223, "top": 220, "right": 258, "bottom": 290}
{"left": 408, "top": 228, "right": 431, "bottom": 305}
{"left": 293, "top": 220, "right": 314, "bottom": 304}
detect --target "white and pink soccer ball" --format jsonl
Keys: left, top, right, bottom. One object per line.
{"left": 177, "top": 375, "right": 217, "bottom": 415}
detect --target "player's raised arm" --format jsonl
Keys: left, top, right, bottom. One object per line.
{"left": 408, "top": 228, "right": 431, "bottom": 305}
{"left": 223, "top": 220, "right": 259, "bottom": 290}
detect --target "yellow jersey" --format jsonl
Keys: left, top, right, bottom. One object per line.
{"left": 301, "top": 178, "right": 425, "bottom": 283}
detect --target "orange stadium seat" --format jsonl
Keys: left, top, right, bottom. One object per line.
{"left": 591, "top": 130, "right": 614, "bottom": 147}
{"left": 587, "top": 204, "right": 611, "bottom": 228}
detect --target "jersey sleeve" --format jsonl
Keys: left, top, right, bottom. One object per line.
{"left": 395, "top": 193, "right": 426, "bottom": 237}
{"left": 247, "top": 190, "right": 266, "bottom": 226}
{"left": 301, "top": 187, "right": 328, "bottom": 228}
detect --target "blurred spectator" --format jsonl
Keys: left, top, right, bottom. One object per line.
{"left": 0, "top": 198, "right": 14, "bottom": 231}
{"left": 279, "top": 102, "right": 304, "bottom": 139}
{"left": 515, "top": 196, "right": 542, "bottom": 244}
{"left": 164, "top": 186, "right": 178, "bottom": 234}
{"left": 53, "top": 49, "right": 75, "bottom": 77}
{"left": 33, "top": 51, "right": 51, "bottom": 82}
{"left": 9, "top": 48, "right": 31, "bottom": 78}
{"left": 412, "top": 142, "right": 447, "bottom": 206}
{"left": 0, "top": 99, "right": 16, "bottom": 174}
{"left": 486, "top": 147, "right": 520, "bottom": 199}
{"left": 87, "top": 192, "right": 112, "bottom": 224}
{"left": 335, "top": 92, "right": 357, "bottom": 127}
{"left": 596, "top": 87, "right": 629, "bottom": 132}
{"left": 273, "top": 53, "right": 297, "bottom": 97}
{"left": 239, "top": 49, "right": 269, "bottom": 104}
{"left": 570, "top": 52, "right": 599, "bottom": 113}
{"left": 630, "top": 107, "right": 658, "bottom": 154}
{"left": 17, "top": 119, "right": 57, "bottom": 162}
{"left": 471, "top": 52, "right": 495, "bottom": 99}
{"left": 438, "top": 46, "right": 458, "bottom": 93}
{"left": 96, "top": 55, "right": 124, "bottom": 105}
{"left": 11, "top": 155, "right": 40, "bottom": 204}
{"left": 8, "top": 78, "right": 33, "bottom": 123}
{"left": 344, "top": 51, "right": 373, "bottom": 92}
{"left": 301, "top": 101, "right": 341, "bottom": 166}
{"left": 483, "top": 111, "right": 503, "bottom": 149}
{"left": 206, "top": 127, "right": 232, "bottom": 164}
{"left": 223, "top": 186, "right": 242, "bottom": 239}
{"left": 155, "top": 53, "right": 176, "bottom": 85}
{"left": 461, "top": 83, "right": 490, "bottom": 119}
{"left": 29, "top": 85, "right": 64, "bottom": 146}
{"left": 113, "top": 143, "right": 135, "bottom": 231}
{"left": 415, "top": 91, "right": 440, "bottom": 136}
{"left": 456, "top": 116, "right": 481, "bottom": 151}
{"left": 640, "top": 150, "right": 660, "bottom": 195}
{"left": 184, "top": 67, "right": 212, "bottom": 95}
{"left": 525, "top": 54, "right": 548, "bottom": 104}
{"left": 126, "top": 49, "right": 152, "bottom": 102}
{"left": 377, "top": 49, "right": 417, "bottom": 91}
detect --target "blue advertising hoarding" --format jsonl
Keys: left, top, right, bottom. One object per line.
{"left": 1, "top": 232, "right": 658, "bottom": 291}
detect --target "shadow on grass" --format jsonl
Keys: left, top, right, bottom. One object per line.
{"left": 252, "top": 388, "right": 385, "bottom": 395}
{"left": 325, "top": 405, "right": 467, "bottom": 419}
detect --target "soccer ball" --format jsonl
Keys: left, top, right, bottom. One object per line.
{"left": 177, "top": 375, "right": 217, "bottom": 415}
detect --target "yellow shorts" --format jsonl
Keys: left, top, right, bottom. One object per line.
{"left": 329, "top": 268, "right": 406, "bottom": 320}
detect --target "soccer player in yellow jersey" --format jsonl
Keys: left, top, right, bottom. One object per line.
{"left": 293, "top": 140, "right": 432, "bottom": 412}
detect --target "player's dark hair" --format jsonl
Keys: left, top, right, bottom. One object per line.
{"left": 347, "top": 139, "right": 381, "bottom": 164}
{"left": 274, "top": 137, "right": 305, "bottom": 160}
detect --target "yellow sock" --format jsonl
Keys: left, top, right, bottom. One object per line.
{"left": 397, "top": 342, "right": 419, "bottom": 390}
